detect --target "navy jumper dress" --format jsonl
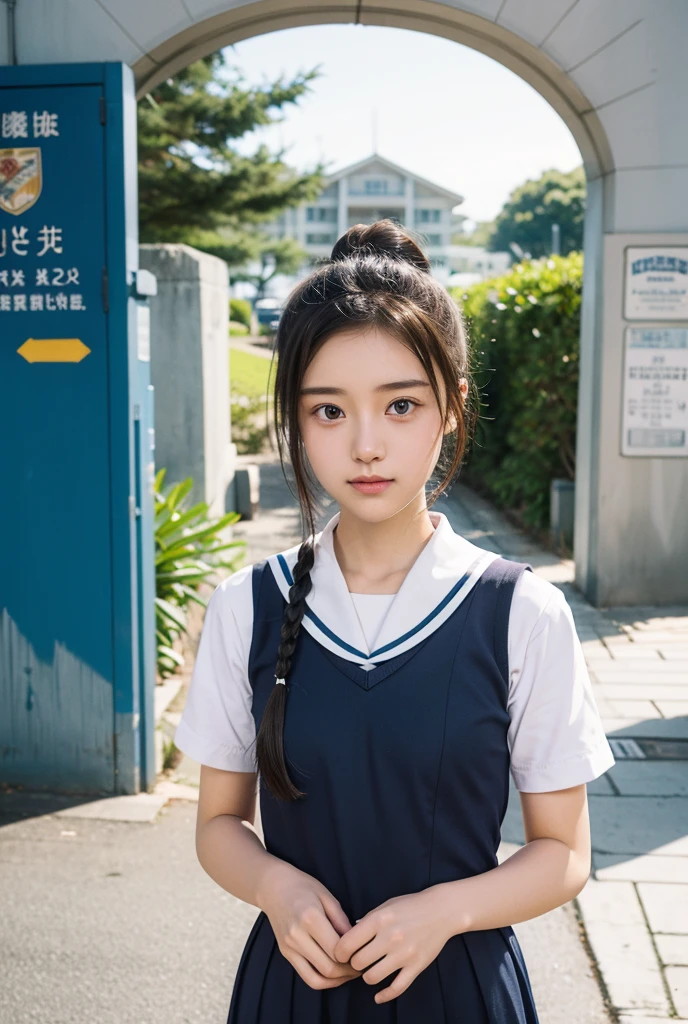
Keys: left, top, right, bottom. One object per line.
{"left": 227, "top": 554, "right": 540, "bottom": 1023}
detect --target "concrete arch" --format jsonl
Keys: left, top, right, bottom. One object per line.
{"left": 3, "top": 0, "right": 686, "bottom": 604}
{"left": 132, "top": 0, "right": 612, "bottom": 183}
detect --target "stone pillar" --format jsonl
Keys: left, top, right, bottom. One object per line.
{"left": 575, "top": 227, "right": 688, "bottom": 606}
{"left": 138, "top": 244, "right": 236, "bottom": 518}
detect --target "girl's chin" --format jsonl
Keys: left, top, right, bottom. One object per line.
{"left": 333, "top": 493, "right": 422, "bottom": 522}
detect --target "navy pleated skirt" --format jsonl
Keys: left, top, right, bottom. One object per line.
{"left": 227, "top": 556, "right": 540, "bottom": 1023}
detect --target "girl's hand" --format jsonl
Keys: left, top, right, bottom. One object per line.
{"left": 332, "top": 885, "right": 453, "bottom": 1003}
{"left": 260, "top": 863, "right": 365, "bottom": 990}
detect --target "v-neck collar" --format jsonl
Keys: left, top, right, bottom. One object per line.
{"left": 266, "top": 509, "right": 498, "bottom": 669}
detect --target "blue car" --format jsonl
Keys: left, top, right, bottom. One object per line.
{"left": 254, "top": 298, "right": 282, "bottom": 331}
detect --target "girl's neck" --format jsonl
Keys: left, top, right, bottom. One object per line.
{"left": 332, "top": 496, "right": 436, "bottom": 595}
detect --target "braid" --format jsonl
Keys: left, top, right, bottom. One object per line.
{"left": 255, "top": 538, "right": 315, "bottom": 802}
{"left": 275, "top": 540, "right": 315, "bottom": 679}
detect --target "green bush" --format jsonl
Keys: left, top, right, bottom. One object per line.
{"left": 230, "top": 298, "right": 252, "bottom": 328}
{"left": 229, "top": 347, "right": 274, "bottom": 455}
{"left": 230, "top": 320, "right": 249, "bottom": 336}
{"left": 154, "top": 468, "right": 245, "bottom": 678}
{"left": 231, "top": 394, "right": 270, "bottom": 454}
{"left": 452, "top": 252, "right": 583, "bottom": 530}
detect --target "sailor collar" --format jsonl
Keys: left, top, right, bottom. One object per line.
{"left": 266, "top": 509, "right": 499, "bottom": 670}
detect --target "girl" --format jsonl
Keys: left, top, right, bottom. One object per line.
{"left": 174, "top": 219, "right": 616, "bottom": 1023}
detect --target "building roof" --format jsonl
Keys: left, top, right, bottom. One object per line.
{"left": 325, "top": 153, "right": 464, "bottom": 206}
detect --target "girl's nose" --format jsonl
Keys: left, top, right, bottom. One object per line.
{"left": 351, "top": 417, "right": 385, "bottom": 463}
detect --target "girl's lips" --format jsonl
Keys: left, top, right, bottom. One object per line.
{"left": 349, "top": 479, "right": 393, "bottom": 494}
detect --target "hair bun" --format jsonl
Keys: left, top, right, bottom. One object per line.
{"left": 330, "top": 218, "right": 431, "bottom": 273}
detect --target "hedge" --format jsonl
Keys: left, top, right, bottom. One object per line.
{"left": 230, "top": 297, "right": 252, "bottom": 328}
{"left": 229, "top": 320, "right": 249, "bottom": 336}
{"left": 451, "top": 252, "right": 583, "bottom": 530}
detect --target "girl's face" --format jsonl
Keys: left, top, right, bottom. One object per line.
{"left": 298, "top": 326, "right": 452, "bottom": 524}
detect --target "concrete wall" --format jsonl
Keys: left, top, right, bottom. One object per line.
{"left": 138, "top": 244, "right": 235, "bottom": 518}
{"left": 593, "top": 233, "right": 688, "bottom": 606}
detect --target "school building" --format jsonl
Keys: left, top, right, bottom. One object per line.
{"left": 261, "top": 153, "right": 510, "bottom": 287}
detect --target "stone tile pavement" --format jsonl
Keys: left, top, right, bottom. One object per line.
{"left": 442, "top": 482, "right": 688, "bottom": 1023}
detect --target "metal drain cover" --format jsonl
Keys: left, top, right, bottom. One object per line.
{"left": 609, "top": 737, "right": 688, "bottom": 760}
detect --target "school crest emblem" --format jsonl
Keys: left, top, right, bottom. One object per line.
{"left": 0, "top": 147, "right": 42, "bottom": 215}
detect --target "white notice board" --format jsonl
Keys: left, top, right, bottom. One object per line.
{"left": 621, "top": 328, "right": 688, "bottom": 456}
{"left": 624, "top": 247, "right": 688, "bottom": 320}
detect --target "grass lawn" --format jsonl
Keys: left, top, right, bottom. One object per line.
{"left": 229, "top": 347, "right": 275, "bottom": 398}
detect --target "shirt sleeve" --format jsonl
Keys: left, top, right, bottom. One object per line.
{"left": 507, "top": 572, "right": 616, "bottom": 793}
{"left": 173, "top": 564, "right": 258, "bottom": 772}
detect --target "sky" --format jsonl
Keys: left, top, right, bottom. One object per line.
{"left": 226, "top": 24, "right": 582, "bottom": 227}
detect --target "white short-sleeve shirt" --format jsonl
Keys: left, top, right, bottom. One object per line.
{"left": 174, "top": 511, "right": 615, "bottom": 792}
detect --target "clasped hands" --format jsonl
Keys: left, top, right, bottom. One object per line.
{"left": 261, "top": 863, "right": 459, "bottom": 1004}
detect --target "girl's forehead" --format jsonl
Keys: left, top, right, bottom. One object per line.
{"left": 304, "top": 327, "right": 423, "bottom": 375}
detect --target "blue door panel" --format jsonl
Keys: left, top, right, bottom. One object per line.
{"left": 0, "top": 79, "right": 115, "bottom": 792}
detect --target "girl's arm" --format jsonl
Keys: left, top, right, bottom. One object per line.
{"left": 431, "top": 782, "right": 592, "bottom": 935}
{"left": 332, "top": 782, "right": 592, "bottom": 1005}
{"left": 194, "top": 764, "right": 279, "bottom": 908}
{"left": 194, "top": 765, "right": 364, "bottom": 989}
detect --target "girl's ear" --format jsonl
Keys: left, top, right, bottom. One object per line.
{"left": 444, "top": 378, "right": 468, "bottom": 435}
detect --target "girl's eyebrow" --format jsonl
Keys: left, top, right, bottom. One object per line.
{"left": 300, "top": 379, "right": 431, "bottom": 396}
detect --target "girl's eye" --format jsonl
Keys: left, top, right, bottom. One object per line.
{"left": 314, "top": 404, "right": 343, "bottom": 421}
{"left": 388, "top": 398, "right": 418, "bottom": 416}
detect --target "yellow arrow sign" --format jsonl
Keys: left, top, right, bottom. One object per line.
{"left": 17, "top": 338, "right": 91, "bottom": 363}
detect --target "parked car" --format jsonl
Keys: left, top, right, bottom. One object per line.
{"left": 254, "top": 297, "right": 282, "bottom": 331}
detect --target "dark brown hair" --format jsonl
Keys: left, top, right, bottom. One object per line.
{"left": 256, "top": 219, "right": 475, "bottom": 801}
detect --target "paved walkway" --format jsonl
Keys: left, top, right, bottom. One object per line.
{"left": 439, "top": 482, "right": 688, "bottom": 1023}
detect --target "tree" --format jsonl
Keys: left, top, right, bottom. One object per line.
{"left": 229, "top": 236, "right": 306, "bottom": 300}
{"left": 487, "top": 167, "right": 586, "bottom": 258}
{"left": 451, "top": 219, "right": 495, "bottom": 247}
{"left": 137, "top": 53, "right": 326, "bottom": 266}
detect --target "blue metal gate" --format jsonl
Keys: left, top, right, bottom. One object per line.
{"left": 0, "top": 64, "right": 156, "bottom": 795}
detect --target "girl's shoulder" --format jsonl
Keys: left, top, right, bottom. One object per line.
{"left": 203, "top": 562, "right": 256, "bottom": 637}
{"left": 209, "top": 536, "right": 298, "bottom": 624}
{"left": 213, "top": 560, "right": 255, "bottom": 603}
{"left": 510, "top": 565, "right": 575, "bottom": 629}
{"left": 507, "top": 567, "right": 584, "bottom": 688}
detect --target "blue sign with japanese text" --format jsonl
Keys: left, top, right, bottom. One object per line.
{"left": 1, "top": 86, "right": 105, "bottom": 335}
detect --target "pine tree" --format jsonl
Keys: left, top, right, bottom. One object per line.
{"left": 137, "top": 53, "right": 326, "bottom": 265}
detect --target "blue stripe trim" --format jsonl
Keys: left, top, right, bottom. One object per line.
{"left": 369, "top": 569, "right": 472, "bottom": 656}
{"left": 276, "top": 553, "right": 293, "bottom": 584}
{"left": 275, "top": 553, "right": 475, "bottom": 661}
{"left": 276, "top": 554, "right": 369, "bottom": 659}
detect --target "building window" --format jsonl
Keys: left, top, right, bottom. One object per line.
{"left": 425, "top": 233, "right": 442, "bottom": 246}
{"left": 364, "top": 179, "right": 390, "bottom": 194}
{"left": 416, "top": 209, "right": 441, "bottom": 224}
{"left": 348, "top": 176, "right": 403, "bottom": 196}
{"left": 306, "top": 206, "right": 337, "bottom": 222}
{"left": 306, "top": 232, "right": 336, "bottom": 245}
